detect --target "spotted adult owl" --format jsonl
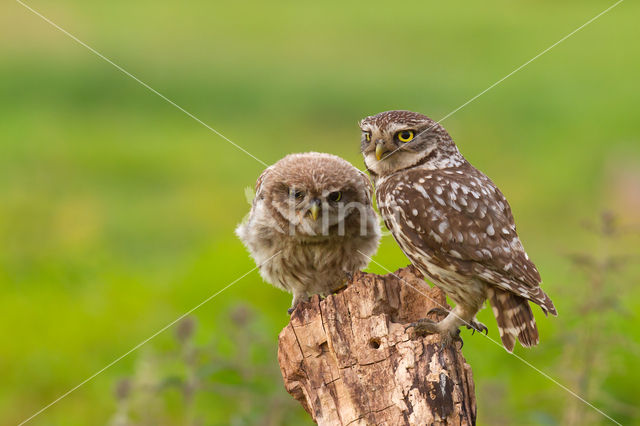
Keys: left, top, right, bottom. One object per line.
{"left": 236, "top": 152, "right": 381, "bottom": 312}
{"left": 359, "top": 110, "right": 556, "bottom": 352}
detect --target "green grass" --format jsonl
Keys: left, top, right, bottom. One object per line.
{"left": 1, "top": 0, "right": 639, "bottom": 424}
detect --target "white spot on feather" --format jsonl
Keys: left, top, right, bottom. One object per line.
{"left": 413, "top": 184, "right": 429, "bottom": 199}
{"left": 429, "top": 230, "right": 443, "bottom": 243}
{"left": 438, "top": 221, "right": 449, "bottom": 234}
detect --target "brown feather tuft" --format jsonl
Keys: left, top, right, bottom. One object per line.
{"left": 489, "top": 288, "right": 540, "bottom": 352}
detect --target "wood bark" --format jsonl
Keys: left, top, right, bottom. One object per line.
{"left": 277, "top": 266, "right": 476, "bottom": 425}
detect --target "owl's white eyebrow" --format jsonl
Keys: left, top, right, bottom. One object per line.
{"left": 386, "top": 122, "right": 414, "bottom": 133}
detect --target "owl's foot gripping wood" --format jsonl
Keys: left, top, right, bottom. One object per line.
{"left": 426, "top": 307, "right": 488, "bottom": 335}
{"left": 405, "top": 305, "right": 486, "bottom": 349}
{"left": 288, "top": 275, "right": 355, "bottom": 314}
{"left": 288, "top": 293, "right": 309, "bottom": 315}
{"left": 405, "top": 318, "right": 463, "bottom": 349}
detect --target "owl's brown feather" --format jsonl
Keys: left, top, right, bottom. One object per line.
{"left": 488, "top": 288, "right": 539, "bottom": 352}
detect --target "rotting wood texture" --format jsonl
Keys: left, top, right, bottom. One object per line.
{"left": 278, "top": 266, "right": 476, "bottom": 425}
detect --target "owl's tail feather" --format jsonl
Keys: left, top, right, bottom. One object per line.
{"left": 488, "top": 288, "right": 539, "bottom": 352}
{"left": 528, "top": 286, "right": 558, "bottom": 317}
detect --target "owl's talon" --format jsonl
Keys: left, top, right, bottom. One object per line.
{"left": 439, "top": 329, "right": 463, "bottom": 351}
{"left": 466, "top": 320, "right": 488, "bottom": 335}
{"left": 406, "top": 318, "right": 465, "bottom": 350}
{"left": 456, "top": 332, "right": 464, "bottom": 348}
{"left": 405, "top": 318, "right": 439, "bottom": 337}
{"left": 289, "top": 294, "right": 307, "bottom": 315}
{"left": 427, "top": 307, "right": 450, "bottom": 318}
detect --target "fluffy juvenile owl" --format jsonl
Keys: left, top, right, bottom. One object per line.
{"left": 236, "top": 152, "right": 381, "bottom": 312}
{"left": 360, "top": 110, "right": 557, "bottom": 352}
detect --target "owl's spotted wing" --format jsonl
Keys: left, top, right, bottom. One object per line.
{"left": 379, "top": 164, "right": 556, "bottom": 315}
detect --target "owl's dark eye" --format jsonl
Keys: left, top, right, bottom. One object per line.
{"left": 328, "top": 191, "right": 342, "bottom": 202}
{"left": 290, "top": 189, "right": 305, "bottom": 199}
{"left": 396, "top": 130, "right": 415, "bottom": 143}
{"left": 363, "top": 132, "right": 371, "bottom": 142}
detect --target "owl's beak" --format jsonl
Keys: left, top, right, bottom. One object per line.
{"left": 375, "top": 142, "right": 388, "bottom": 161}
{"left": 309, "top": 199, "right": 321, "bottom": 221}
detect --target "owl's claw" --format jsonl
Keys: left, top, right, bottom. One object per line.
{"left": 405, "top": 318, "right": 439, "bottom": 336}
{"left": 426, "top": 307, "right": 488, "bottom": 336}
{"left": 405, "top": 318, "right": 463, "bottom": 350}
{"left": 467, "top": 320, "right": 488, "bottom": 335}
{"left": 288, "top": 294, "right": 308, "bottom": 315}
{"left": 427, "top": 307, "right": 450, "bottom": 318}
{"left": 440, "top": 329, "right": 463, "bottom": 351}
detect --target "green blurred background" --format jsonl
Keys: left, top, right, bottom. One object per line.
{"left": 1, "top": 0, "right": 639, "bottom": 424}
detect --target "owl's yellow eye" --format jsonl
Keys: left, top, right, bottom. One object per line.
{"left": 364, "top": 132, "right": 371, "bottom": 142}
{"left": 397, "top": 130, "right": 414, "bottom": 142}
{"left": 328, "top": 191, "right": 342, "bottom": 202}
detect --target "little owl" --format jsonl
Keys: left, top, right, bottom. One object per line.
{"left": 360, "top": 110, "right": 556, "bottom": 352}
{"left": 236, "top": 152, "right": 381, "bottom": 312}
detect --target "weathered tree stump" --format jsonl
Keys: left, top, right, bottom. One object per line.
{"left": 278, "top": 266, "right": 476, "bottom": 425}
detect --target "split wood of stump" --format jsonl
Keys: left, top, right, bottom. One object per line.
{"left": 277, "top": 266, "right": 476, "bottom": 425}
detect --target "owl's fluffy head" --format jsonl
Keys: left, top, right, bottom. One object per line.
{"left": 256, "top": 152, "right": 375, "bottom": 238}
{"left": 359, "top": 110, "right": 464, "bottom": 177}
